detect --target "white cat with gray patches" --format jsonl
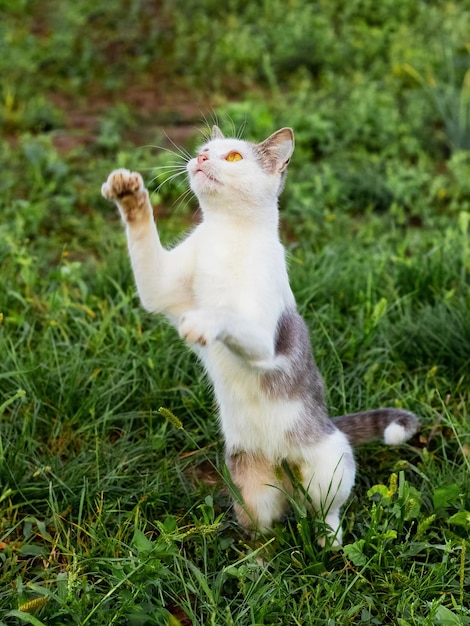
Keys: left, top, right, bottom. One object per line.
{"left": 101, "top": 125, "right": 419, "bottom": 545}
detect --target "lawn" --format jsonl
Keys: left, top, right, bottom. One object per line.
{"left": 0, "top": 1, "right": 469, "bottom": 624}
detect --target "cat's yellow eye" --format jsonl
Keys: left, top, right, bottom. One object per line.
{"left": 226, "top": 151, "right": 243, "bottom": 162}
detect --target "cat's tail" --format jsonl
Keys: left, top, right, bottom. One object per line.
{"left": 331, "top": 408, "right": 419, "bottom": 446}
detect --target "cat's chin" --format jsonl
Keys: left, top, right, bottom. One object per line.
{"left": 195, "top": 169, "right": 219, "bottom": 182}
{"left": 191, "top": 172, "right": 222, "bottom": 195}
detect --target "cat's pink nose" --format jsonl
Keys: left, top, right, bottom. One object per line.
{"left": 197, "top": 153, "right": 209, "bottom": 165}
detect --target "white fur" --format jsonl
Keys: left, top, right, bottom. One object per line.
{"left": 299, "top": 429, "right": 356, "bottom": 545}
{"left": 383, "top": 421, "right": 409, "bottom": 445}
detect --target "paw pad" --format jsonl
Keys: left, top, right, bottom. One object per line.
{"left": 101, "top": 169, "right": 144, "bottom": 200}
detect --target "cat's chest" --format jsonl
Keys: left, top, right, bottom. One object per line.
{"left": 188, "top": 222, "right": 289, "bottom": 311}
{"left": 193, "top": 239, "right": 250, "bottom": 307}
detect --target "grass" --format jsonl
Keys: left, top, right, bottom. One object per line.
{"left": 1, "top": 0, "right": 470, "bottom": 624}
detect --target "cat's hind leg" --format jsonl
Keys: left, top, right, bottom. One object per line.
{"left": 298, "top": 429, "right": 356, "bottom": 546}
{"left": 225, "top": 452, "right": 288, "bottom": 534}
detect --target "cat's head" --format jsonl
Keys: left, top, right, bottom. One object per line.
{"left": 187, "top": 126, "right": 294, "bottom": 216}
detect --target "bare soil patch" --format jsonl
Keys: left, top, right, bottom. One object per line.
{"left": 49, "top": 81, "right": 214, "bottom": 153}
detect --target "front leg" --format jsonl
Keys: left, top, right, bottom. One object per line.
{"left": 101, "top": 169, "right": 195, "bottom": 319}
{"left": 179, "top": 309, "right": 276, "bottom": 368}
{"left": 101, "top": 169, "right": 153, "bottom": 226}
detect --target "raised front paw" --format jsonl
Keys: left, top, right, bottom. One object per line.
{"left": 101, "top": 169, "right": 144, "bottom": 200}
{"left": 179, "top": 310, "right": 220, "bottom": 347}
{"left": 101, "top": 169, "right": 151, "bottom": 223}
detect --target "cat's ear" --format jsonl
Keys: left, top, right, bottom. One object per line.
{"left": 211, "top": 125, "right": 225, "bottom": 140}
{"left": 258, "top": 128, "right": 295, "bottom": 173}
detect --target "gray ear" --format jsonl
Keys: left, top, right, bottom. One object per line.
{"left": 211, "top": 125, "right": 225, "bottom": 140}
{"left": 258, "top": 127, "right": 295, "bottom": 173}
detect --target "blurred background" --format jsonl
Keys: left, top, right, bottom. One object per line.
{"left": 2, "top": 0, "right": 470, "bottom": 230}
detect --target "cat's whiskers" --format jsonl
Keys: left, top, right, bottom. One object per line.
{"left": 148, "top": 168, "right": 187, "bottom": 194}
{"left": 161, "top": 131, "right": 193, "bottom": 161}
{"left": 154, "top": 184, "right": 195, "bottom": 216}
{"left": 198, "top": 110, "right": 220, "bottom": 142}
{"left": 136, "top": 137, "right": 196, "bottom": 215}
{"left": 197, "top": 125, "right": 212, "bottom": 144}
{"left": 175, "top": 187, "right": 197, "bottom": 214}
{"left": 145, "top": 160, "right": 196, "bottom": 215}
{"left": 140, "top": 139, "right": 192, "bottom": 165}
{"left": 236, "top": 120, "right": 247, "bottom": 140}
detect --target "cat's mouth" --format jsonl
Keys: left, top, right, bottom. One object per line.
{"left": 195, "top": 168, "right": 220, "bottom": 184}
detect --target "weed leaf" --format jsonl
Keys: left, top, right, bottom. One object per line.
{"left": 343, "top": 540, "right": 368, "bottom": 567}
{"left": 6, "top": 611, "right": 47, "bottom": 626}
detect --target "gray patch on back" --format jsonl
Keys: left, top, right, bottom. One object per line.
{"left": 261, "top": 309, "right": 334, "bottom": 443}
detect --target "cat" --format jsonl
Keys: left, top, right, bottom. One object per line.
{"left": 101, "top": 125, "right": 419, "bottom": 545}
